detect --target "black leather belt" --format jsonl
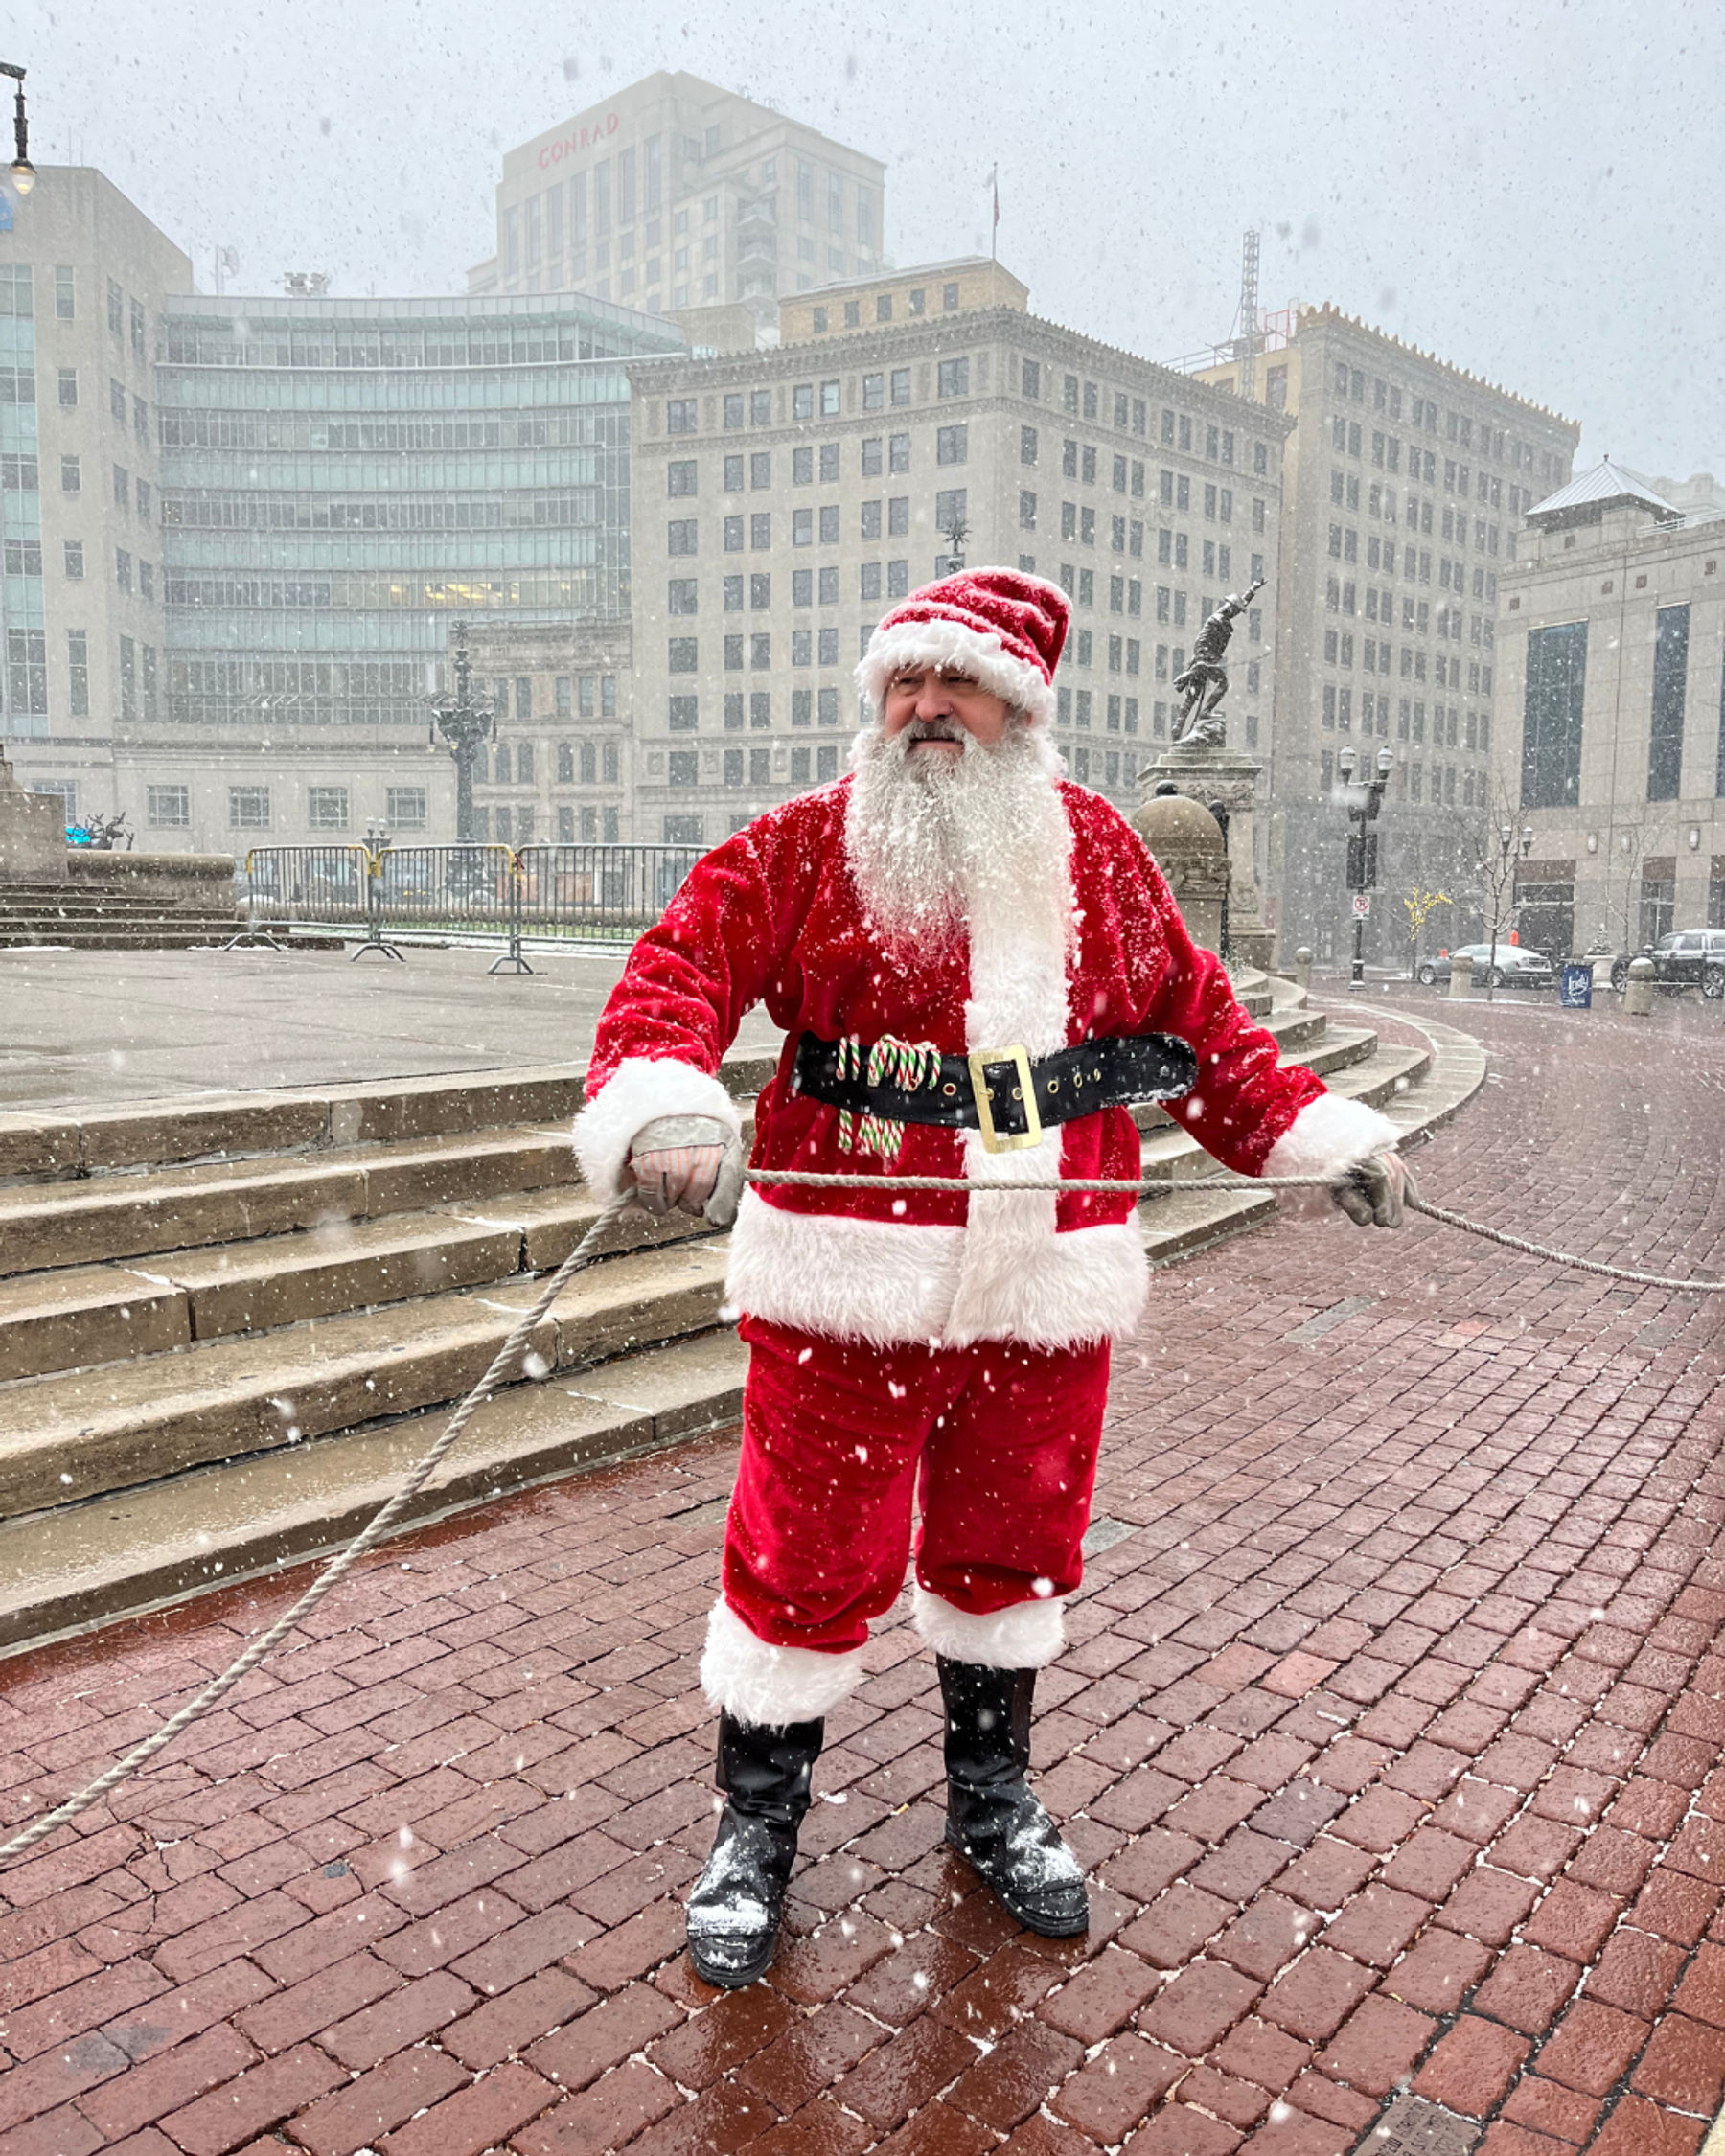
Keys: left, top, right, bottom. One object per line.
{"left": 790, "top": 1028, "right": 1198, "bottom": 1153}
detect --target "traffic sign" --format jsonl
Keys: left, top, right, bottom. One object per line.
{"left": 1351, "top": 893, "right": 1371, "bottom": 919}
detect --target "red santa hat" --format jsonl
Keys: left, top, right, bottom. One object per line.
{"left": 855, "top": 566, "right": 1069, "bottom": 728}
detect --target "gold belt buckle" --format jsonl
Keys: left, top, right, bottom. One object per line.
{"left": 968, "top": 1044, "right": 1043, "bottom": 1153}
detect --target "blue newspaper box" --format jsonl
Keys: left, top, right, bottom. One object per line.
{"left": 1559, "top": 962, "right": 1594, "bottom": 1009}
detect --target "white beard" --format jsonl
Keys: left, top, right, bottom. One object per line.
{"left": 843, "top": 720, "right": 1072, "bottom": 964}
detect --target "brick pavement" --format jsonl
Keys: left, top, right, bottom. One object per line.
{"left": 2, "top": 991, "right": 1723, "bottom": 2156}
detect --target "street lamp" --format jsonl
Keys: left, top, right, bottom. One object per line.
{"left": 1336, "top": 742, "right": 1393, "bottom": 985}
{"left": 0, "top": 65, "right": 34, "bottom": 195}
{"left": 426, "top": 620, "right": 496, "bottom": 844}
{"left": 1477, "top": 821, "right": 1534, "bottom": 1002}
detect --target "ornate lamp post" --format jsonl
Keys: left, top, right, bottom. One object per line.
{"left": 1336, "top": 742, "right": 1393, "bottom": 985}
{"left": 0, "top": 64, "right": 36, "bottom": 196}
{"left": 427, "top": 621, "right": 496, "bottom": 843}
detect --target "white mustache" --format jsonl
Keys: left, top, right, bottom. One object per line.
{"left": 905, "top": 719, "right": 965, "bottom": 743}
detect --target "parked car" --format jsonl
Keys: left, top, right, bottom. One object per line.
{"left": 1415, "top": 942, "right": 1557, "bottom": 989}
{"left": 1608, "top": 929, "right": 1725, "bottom": 998}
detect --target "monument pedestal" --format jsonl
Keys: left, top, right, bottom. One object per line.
{"left": 0, "top": 750, "right": 67, "bottom": 883}
{"left": 1138, "top": 737, "right": 1276, "bottom": 969}
{"left": 1130, "top": 791, "right": 1230, "bottom": 954}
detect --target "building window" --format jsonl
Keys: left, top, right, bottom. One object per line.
{"left": 667, "top": 518, "right": 697, "bottom": 557}
{"left": 65, "top": 629, "right": 89, "bottom": 717}
{"left": 63, "top": 540, "right": 84, "bottom": 580}
{"left": 890, "top": 368, "right": 911, "bottom": 406}
{"left": 936, "top": 424, "right": 968, "bottom": 466}
{"left": 724, "top": 516, "right": 744, "bottom": 551}
{"left": 750, "top": 693, "right": 771, "bottom": 730}
{"left": 668, "top": 751, "right": 699, "bottom": 788}
{"left": 1521, "top": 620, "right": 1587, "bottom": 809}
{"left": 751, "top": 632, "right": 771, "bottom": 668}
{"left": 669, "top": 695, "right": 700, "bottom": 731}
{"left": 667, "top": 577, "right": 698, "bottom": 615}
{"left": 148, "top": 784, "right": 189, "bottom": 828}
{"left": 229, "top": 786, "right": 270, "bottom": 830}
{"left": 1647, "top": 604, "right": 1689, "bottom": 802}
{"left": 58, "top": 368, "right": 77, "bottom": 407}
{"left": 667, "top": 460, "right": 698, "bottom": 496}
{"left": 668, "top": 636, "right": 699, "bottom": 673}
{"left": 308, "top": 786, "right": 350, "bottom": 831}
{"left": 667, "top": 398, "right": 697, "bottom": 435}
{"left": 751, "top": 513, "right": 771, "bottom": 549}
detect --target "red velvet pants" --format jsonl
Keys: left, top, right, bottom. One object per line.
{"left": 723, "top": 1316, "right": 1111, "bottom": 1655}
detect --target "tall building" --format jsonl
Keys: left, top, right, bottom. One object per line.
{"left": 1195, "top": 308, "right": 1579, "bottom": 961}
{"left": 142, "top": 289, "right": 680, "bottom": 855}
{"left": 470, "top": 73, "right": 886, "bottom": 343}
{"left": 625, "top": 261, "right": 1288, "bottom": 854}
{"left": 463, "top": 616, "right": 636, "bottom": 846}
{"left": 1490, "top": 460, "right": 1725, "bottom": 952}
{"left": 0, "top": 169, "right": 193, "bottom": 826}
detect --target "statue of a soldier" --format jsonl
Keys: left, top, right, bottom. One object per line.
{"left": 1172, "top": 576, "right": 1265, "bottom": 745}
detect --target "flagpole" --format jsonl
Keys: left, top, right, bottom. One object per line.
{"left": 990, "top": 164, "right": 999, "bottom": 263}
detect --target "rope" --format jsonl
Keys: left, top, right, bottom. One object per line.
{"left": 6, "top": 1144, "right": 1717, "bottom": 1869}
{"left": 0, "top": 1196, "right": 634, "bottom": 1868}
{"left": 747, "top": 1170, "right": 1725, "bottom": 1289}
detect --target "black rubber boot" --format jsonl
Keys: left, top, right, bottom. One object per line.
{"left": 685, "top": 1712, "right": 822, "bottom": 1987}
{"left": 937, "top": 1657, "right": 1089, "bottom": 1938}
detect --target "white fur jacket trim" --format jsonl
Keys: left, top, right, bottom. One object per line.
{"left": 700, "top": 1597, "right": 865, "bottom": 1723}
{"left": 723, "top": 1186, "right": 1149, "bottom": 1350}
{"left": 912, "top": 1584, "right": 1067, "bottom": 1668}
{"left": 1262, "top": 1090, "right": 1400, "bottom": 1182}
{"left": 572, "top": 1054, "right": 743, "bottom": 1206}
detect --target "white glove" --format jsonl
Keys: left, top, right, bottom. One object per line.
{"left": 625, "top": 1115, "right": 745, "bottom": 1227}
{"left": 1330, "top": 1150, "right": 1412, "bottom": 1229}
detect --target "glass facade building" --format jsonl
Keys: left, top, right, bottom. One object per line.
{"left": 155, "top": 292, "right": 682, "bottom": 736}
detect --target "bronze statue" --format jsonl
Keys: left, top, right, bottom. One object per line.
{"left": 1172, "top": 576, "right": 1265, "bottom": 745}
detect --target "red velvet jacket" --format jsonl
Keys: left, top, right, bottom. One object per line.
{"left": 574, "top": 778, "right": 1390, "bottom": 1349}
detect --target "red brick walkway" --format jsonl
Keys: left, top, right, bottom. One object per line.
{"left": 3, "top": 992, "right": 1724, "bottom": 2156}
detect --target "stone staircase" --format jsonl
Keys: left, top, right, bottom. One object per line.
{"left": 0, "top": 971, "right": 1482, "bottom": 1656}
{"left": 0, "top": 878, "right": 242, "bottom": 950}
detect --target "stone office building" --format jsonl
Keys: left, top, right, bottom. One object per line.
{"left": 1196, "top": 307, "right": 1579, "bottom": 962}
{"left": 625, "top": 259, "right": 1288, "bottom": 856}
{"left": 462, "top": 617, "right": 635, "bottom": 845}
{"left": 469, "top": 72, "right": 886, "bottom": 345}
{"left": 1491, "top": 460, "right": 1725, "bottom": 954}
{"left": 0, "top": 168, "right": 192, "bottom": 827}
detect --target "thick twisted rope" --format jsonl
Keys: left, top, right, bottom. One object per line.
{"left": 748, "top": 1170, "right": 1725, "bottom": 1289}
{"left": 4, "top": 1154, "right": 1718, "bottom": 1869}
{"left": 0, "top": 1196, "right": 633, "bottom": 1867}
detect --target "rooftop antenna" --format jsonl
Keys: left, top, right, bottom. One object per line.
{"left": 1235, "top": 228, "right": 1260, "bottom": 402}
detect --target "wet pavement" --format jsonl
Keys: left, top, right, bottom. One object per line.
{"left": 2, "top": 989, "right": 1724, "bottom": 2153}
{"left": 0, "top": 943, "right": 775, "bottom": 1110}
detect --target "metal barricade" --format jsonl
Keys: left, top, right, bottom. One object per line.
{"left": 513, "top": 844, "right": 702, "bottom": 947}
{"left": 224, "top": 842, "right": 709, "bottom": 967}
{"left": 237, "top": 846, "right": 371, "bottom": 947}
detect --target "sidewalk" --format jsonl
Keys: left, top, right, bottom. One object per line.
{"left": 1, "top": 994, "right": 1722, "bottom": 2153}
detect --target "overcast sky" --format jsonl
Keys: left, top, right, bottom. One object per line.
{"left": 12, "top": 0, "right": 1724, "bottom": 478}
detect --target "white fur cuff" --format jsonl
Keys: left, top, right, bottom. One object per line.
{"left": 1262, "top": 1091, "right": 1399, "bottom": 1183}
{"left": 572, "top": 1055, "right": 743, "bottom": 1205}
{"left": 912, "top": 1584, "right": 1066, "bottom": 1668}
{"left": 700, "top": 1599, "right": 865, "bottom": 1724}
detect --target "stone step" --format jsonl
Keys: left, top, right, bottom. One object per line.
{"left": 0, "top": 1329, "right": 748, "bottom": 1655}
{"left": 0, "top": 1239, "right": 730, "bottom": 1523}
{"left": 0, "top": 1193, "right": 714, "bottom": 1385}
{"left": 0, "top": 1123, "right": 581, "bottom": 1276}
{"left": 0, "top": 929, "right": 240, "bottom": 951}
{"left": 0, "top": 1057, "right": 779, "bottom": 1185}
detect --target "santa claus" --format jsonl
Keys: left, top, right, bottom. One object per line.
{"left": 574, "top": 568, "right": 1407, "bottom": 1988}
